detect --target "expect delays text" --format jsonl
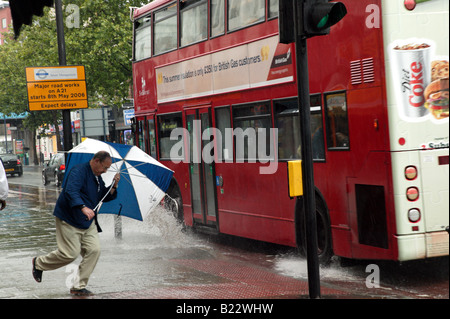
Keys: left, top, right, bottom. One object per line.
{"left": 176, "top": 303, "right": 274, "bottom": 316}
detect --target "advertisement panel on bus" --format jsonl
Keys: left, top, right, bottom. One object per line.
{"left": 155, "top": 35, "right": 294, "bottom": 103}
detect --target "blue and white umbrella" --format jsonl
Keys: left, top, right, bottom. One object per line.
{"left": 63, "top": 138, "right": 174, "bottom": 221}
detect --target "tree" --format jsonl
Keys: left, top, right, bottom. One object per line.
{"left": 0, "top": 0, "right": 146, "bottom": 156}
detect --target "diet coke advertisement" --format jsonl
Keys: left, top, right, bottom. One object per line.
{"left": 389, "top": 39, "right": 434, "bottom": 120}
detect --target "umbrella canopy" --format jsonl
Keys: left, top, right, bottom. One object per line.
{"left": 63, "top": 138, "right": 174, "bottom": 221}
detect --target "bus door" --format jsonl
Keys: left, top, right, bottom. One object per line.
{"left": 185, "top": 107, "right": 218, "bottom": 230}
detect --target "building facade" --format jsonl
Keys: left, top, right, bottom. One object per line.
{"left": 0, "top": 1, "right": 11, "bottom": 45}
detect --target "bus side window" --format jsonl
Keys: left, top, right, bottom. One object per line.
{"left": 324, "top": 92, "right": 350, "bottom": 150}
{"left": 180, "top": 0, "right": 208, "bottom": 47}
{"left": 148, "top": 117, "right": 157, "bottom": 158}
{"left": 134, "top": 15, "right": 152, "bottom": 61}
{"left": 158, "top": 113, "right": 183, "bottom": 160}
{"left": 137, "top": 118, "right": 147, "bottom": 152}
{"left": 268, "top": 0, "right": 279, "bottom": 19}
{"left": 274, "top": 96, "right": 325, "bottom": 161}
{"left": 154, "top": 3, "right": 178, "bottom": 55}
{"left": 211, "top": 0, "right": 225, "bottom": 38}
{"left": 274, "top": 98, "right": 301, "bottom": 160}
{"left": 310, "top": 95, "right": 326, "bottom": 160}
{"left": 136, "top": 120, "right": 146, "bottom": 152}
{"left": 233, "top": 101, "right": 272, "bottom": 161}
{"left": 228, "top": 0, "right": 265, "bottom": 31}
{"left": 215, "top": 106, "right": 233, "bottom": 162}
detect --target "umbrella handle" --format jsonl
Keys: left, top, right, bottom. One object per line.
{"left": 93, "top": 183, "right": 115, "bottom": 212}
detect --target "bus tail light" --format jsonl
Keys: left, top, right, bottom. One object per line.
{"left": 406, "top": 187, "right": 419, "bottom": 201}
{"left": 405, "top": 166, "right": 417, "bottom": 180}
{"left": 408, "top": 208, "right": 421, "bottom": 223}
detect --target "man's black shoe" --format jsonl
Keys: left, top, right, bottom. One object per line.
{"left": 32, "top": 257, "right": 42, "bottom": 283}
{"left": 70, "top": 288, "right": 94, "bottom": 296}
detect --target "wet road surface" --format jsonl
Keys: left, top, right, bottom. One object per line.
{"left": 1, "top": 168, "right": 448, "bottom": 301}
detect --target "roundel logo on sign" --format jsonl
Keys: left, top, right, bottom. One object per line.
{"left": 36, "top": 69, "right": 49, "bottom": 79}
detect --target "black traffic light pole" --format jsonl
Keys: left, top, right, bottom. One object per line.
{"left": 280, "top": 0, "right": 346, "bottom": 299}
{"left": 293, "top": 0, "right": 321, "bottom": 299}
{"left": 55, "top": 0, "right": 73, "bottom": 157}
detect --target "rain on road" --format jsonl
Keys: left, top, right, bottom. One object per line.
{"left": 0, "top": 167, "right": 448, "bottom": 300}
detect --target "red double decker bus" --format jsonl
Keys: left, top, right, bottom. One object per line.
{"left": 132, "top": 0, "right": 449, "bottom": 262}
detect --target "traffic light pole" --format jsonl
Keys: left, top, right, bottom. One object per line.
{"left": 280, "top": 0, "right": 346, "bottom": 299}
{"left": 294, "top": 0, "right": 321, "bottom": 299}
{"left": 55, "top": 0, "right": 73, "bottom": 156}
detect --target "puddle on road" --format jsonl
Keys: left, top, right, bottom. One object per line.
{"left": 273, "top": 253, "right": 449, "bottom": 298}
{"left": 274, "top": 255, "right": 361, "bottom": 283}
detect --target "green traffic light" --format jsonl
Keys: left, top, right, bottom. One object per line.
{"left": 302, "top": 1, "right": 347, "bottom": 37}
{"left": 325, "top": 4, "right": 347, "bottom": 28}
{"left": 317, "top": 14, "right": 329, "bottom": 29}
{"left": 313, "top": 3, "right": 347, "bottom": 31}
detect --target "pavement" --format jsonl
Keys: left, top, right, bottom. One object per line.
{"left": 3, "top": 165, "right": 448, "bottom": 304}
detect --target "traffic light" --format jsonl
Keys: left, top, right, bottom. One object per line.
{"left": 302, "top": 0, "right": 347, "bottom": 38}
{"left": 9, "top": 0, "right": 55, "bottom": 38}
{"left": 279, "top": 0, "right": 295, "bottom": 44}
{"left": 279, "top": 0, "right": 347, "bottom": 42}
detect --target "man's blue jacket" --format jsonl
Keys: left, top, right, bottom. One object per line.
{"left": 54, "top": 161, "right": 117, "bottom": 229}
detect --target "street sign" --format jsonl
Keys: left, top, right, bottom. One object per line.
{"left": 25, "top": 66, "right": 88, "bottom": 111}
{"left": 123, "top": 109, "right": 135, "bottom": 126}
{"left": 79, "top": 108, "right": 110, "bottom": 137}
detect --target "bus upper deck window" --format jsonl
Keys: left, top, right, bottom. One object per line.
{"left": 154, "top": 3, "right": 178, "bottom": 55}
{"left": 228, "top": 0, "right": 265, "bottom": 31}
{"left": 180, "top": 0, "right": 208, "bottom": 47}
{"left": 268, "top": 0, "right": 279, "bottom": 19}
{"left": 134, "top": 15, "right": 151, "bottom": 61}
{"left": 211, "top": 0, "right": 225, "bottom": 37}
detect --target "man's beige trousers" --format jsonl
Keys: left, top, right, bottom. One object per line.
{"left": 35, "top": 217, "right": 100, "bottom": 289}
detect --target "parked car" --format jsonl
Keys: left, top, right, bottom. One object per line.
{"left": 42, "top": 153, "right": 65, "bottom": 186}
{"left": 0, "top": 153, "right": 23, "bottom": 177}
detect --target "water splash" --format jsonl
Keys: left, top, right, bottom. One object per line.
{"left": 274, "top": 255, "right": 360, "bottom": 282}
{"left": 97, "top": 206, "right": 200, "bottom": 250}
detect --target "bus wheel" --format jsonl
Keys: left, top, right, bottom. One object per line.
{"left": 164, "top": 180, "right": 184, "bottom": 223}
{"left": 296, "top": 196, "right": 333, "bottom": 265}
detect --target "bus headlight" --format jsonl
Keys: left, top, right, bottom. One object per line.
{"left": 408, "top": 208, "right": 421, "bottom": 223}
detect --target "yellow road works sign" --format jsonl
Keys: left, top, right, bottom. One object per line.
{"left": 26, "top": 66, "right": 88, "bottom": 111}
